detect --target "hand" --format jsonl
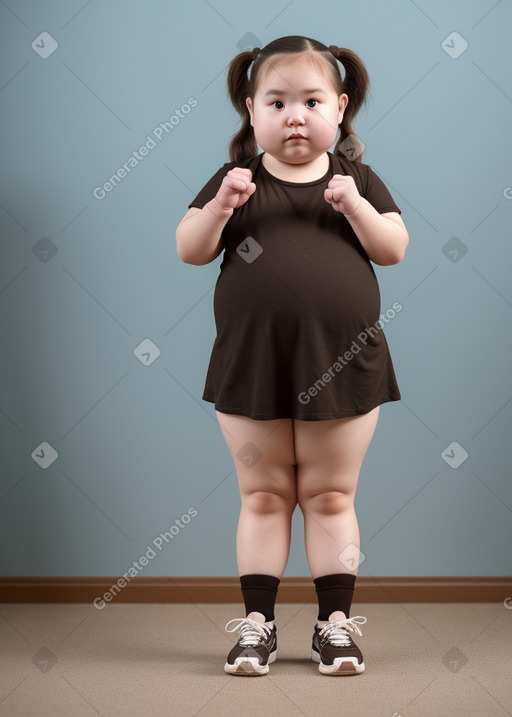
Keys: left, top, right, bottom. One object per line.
{"left": 213, "top": 168, "right": 256, "bottom": 211}
{"left": 324, "top": 174, "right": 362, "bottom": 216}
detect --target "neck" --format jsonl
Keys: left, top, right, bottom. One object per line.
{"left": 261, "top": 153, "right": 330, "bottom": 182}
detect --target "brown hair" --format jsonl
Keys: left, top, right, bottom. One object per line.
{"left": 227, "top": 35, "right": 370, "bottom": 162}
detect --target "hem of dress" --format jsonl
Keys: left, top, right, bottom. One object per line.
{"left": 203, "top": 395, "right": 401, "bottom": 420}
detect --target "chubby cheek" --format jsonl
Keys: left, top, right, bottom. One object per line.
{"left": 253, "top": 113, "right": 280, "bottom": 141}
{"left": 317, "top": 111, "right": 341, "bottom": 142}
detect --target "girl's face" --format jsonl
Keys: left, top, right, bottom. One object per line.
{"left": 246, "top": 54, "right": 348, "bottom": 165}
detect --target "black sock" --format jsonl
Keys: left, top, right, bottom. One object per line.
{"left": 314, "top": 573, "right": 356, "bottom": 621}
{"left": 240, "top": 574, "right": 280, "bottom": 622}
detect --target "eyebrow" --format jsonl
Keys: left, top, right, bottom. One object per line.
{"left": 263, "top": 88, "right": 328, "bottom": 97}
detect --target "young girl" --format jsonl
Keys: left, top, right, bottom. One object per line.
{"left": 176, "top": 35, "right": 408, "bottom": 676}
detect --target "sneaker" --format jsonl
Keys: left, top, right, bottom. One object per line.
{"left": 311, "top": 615, "right": 367, "bottom": 675}
{"left": 224, "top": 611, "right": 277, "bottom": 675}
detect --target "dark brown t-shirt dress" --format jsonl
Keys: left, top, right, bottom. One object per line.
{"left": 188, "top": 152, "right": 402, "bottom": 420}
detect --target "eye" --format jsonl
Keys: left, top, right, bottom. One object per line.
{"left": 306, "top": 99, "right": 318, "bottom": 108}
{"left": 273, "top": 100, "right": 284, "bottom": 110}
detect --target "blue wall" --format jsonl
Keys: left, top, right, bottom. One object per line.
{"left": 1, "top": 0, "right": 511, "bottom": 578}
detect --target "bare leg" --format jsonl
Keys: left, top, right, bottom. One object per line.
{"left": 215, "top": 411, "right": 297, "bottom": 578}
{"left": 294, "top": 407, "right": 379, "bottom": 619}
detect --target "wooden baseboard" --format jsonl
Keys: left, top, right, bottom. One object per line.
{"left": 1, "top": 576, "right": 511, "bottom": 605}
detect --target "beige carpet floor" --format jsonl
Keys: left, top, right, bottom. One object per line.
{"left": 0, "top": 601, "right": 510, "bottom": 716}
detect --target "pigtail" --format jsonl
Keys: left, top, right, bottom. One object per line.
{"left": 329, "top": 46, "right": 370, "bottom": 161}
{"left": 227, "top": 51, "right": 258, "bottom": 162}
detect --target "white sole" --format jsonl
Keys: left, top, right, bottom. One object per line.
{"left": 312, "top": 649, "right": 365, "bottom": 675}
{"left": 225, "top": 650, "right": 277, "bottom": 676}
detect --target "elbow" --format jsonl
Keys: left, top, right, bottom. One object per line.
{"left": 176, "top": 247, "right": 206, "bottom": 265}
{"left": 176, "top": 231, "right": 200, "bottom": 265}
{"left": 379, "top": 249, "right": 406, "bottom": 266}
{"left": 397, "top": 231, "right": 410, "bottom": 263}
{"left": 176, "top": 242, "right": 193, "bottom": 264}
{"left": 175, "top": 225, "right": 220, "bottom": 265}
{"left": 180, "top": 256, "right": 211, "bottom": 266}
{"left": 176, "top": 243, "right": 194, "bottom": 264}
{"left": 175, "top": 239, "right": 215, "bottom": 266}
{"left": 378, "top": 232, "right": 409, "bottom": 266}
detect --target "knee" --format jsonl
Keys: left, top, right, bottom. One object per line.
{"left": 298, "top": 489, "right": 353, "bottom": 515}
{"left": 243, "top": 490, "right": 297, "bottom": 515}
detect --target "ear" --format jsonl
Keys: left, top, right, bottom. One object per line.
{"left": 246, "top": 96, "right": 254, "bottom": 127}
{"left": 338, "top": 93, "right": 349, "bottom": 124}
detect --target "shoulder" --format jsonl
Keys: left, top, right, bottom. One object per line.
{"left": 199, "top": 154, "right": 263, "bottom": 185}
{"left": 329, "top": 153, "right": 373, "bottom": 190}
{"left": 329, "top": 153, "right": 401, "bottom": 214}
{"left": 188, "top": 155, "right": 262, "bottom": 209}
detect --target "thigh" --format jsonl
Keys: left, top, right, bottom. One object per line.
{"left": 215, "top": 411, "right": 297, "bottom": 501}
{"left": 294, "top": 407, "right": 379, "bottom": 500}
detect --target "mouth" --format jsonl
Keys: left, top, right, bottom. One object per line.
{"left": 287, "top": 133, "right": 306, "bottom": 141}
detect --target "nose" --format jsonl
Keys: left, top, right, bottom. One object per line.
{"left": 286, "top": 105, "right": 305, "bottom": 126}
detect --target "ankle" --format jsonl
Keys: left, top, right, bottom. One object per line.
{"left": 329, "top": 610, "right": 347, "bottom": 622}
{"left": 317, "top": 610, "right": 347, "bottom": 626}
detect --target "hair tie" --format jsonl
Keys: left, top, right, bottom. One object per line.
{"left": 252, "top": 47, "right": 260, "bottom": 61}
{"left": 328, "top": 45, "right": 340, "bottom": 58}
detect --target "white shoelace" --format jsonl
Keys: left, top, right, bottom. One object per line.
{"left": 225, "top": 617, "right": 272, "bottom": 647}
{"left": 319, "top": 616, "right": 367, "bottom": 647}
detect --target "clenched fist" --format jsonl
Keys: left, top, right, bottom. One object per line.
{"left": 324, "top": 174, "right": 362, "bottom": 216}
{"left": 214, "top": 167, "right": 256, "bottom": 211}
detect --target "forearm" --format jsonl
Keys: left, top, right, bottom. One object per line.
{"left": 176, "top": 199, "right": 233, "bottom": 265}
{"left": 345, "top": 198, "right": 409, "bottom": 265}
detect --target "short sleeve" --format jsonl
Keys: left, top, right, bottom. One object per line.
{"left": 363, "top": 165, "right": 401, "bottom": 215}
{"left": 187, "top": 162, "right": 235, "bottom": 210}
